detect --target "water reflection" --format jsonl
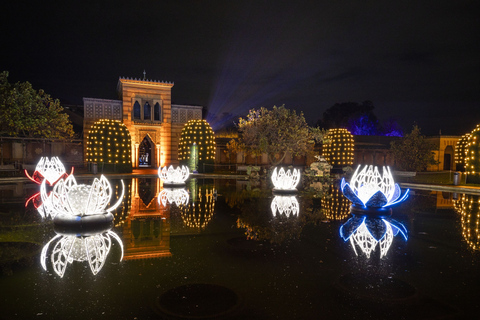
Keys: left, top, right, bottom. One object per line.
{"left": 321, "top": 184, "right": 351, "bottom": 221}
{"left": 158, "top": 187, "right": 189, "bottom": 206}
{"left": 454, "top": 193, "right": 480, "bottom": 251}
{"left": 121, "top": 178, "right": 171, "bottom": 260}
{"left": 41, "top": 229, "right": 123, "bottom": 278}
{"left": 270, "top": 195, "right": 299, "bottom": 217}
{"left": 175, "top": 179, "right": 216, "bottom": 231}
{"left": 340, "top": 216, "right": 408, "bottom": 258}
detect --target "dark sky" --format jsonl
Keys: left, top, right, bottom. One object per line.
{"left": 1, "top": 0, "right": 479, "bottom": 135}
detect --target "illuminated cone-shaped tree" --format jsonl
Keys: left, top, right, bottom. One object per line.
{"left": 466, "top": 124, "right": 480, "bottom": 184}
{"left": 178, "top": 120, "right": 216, "bottom": 173}
{"left": 455, "top": 133, "right": 471, "bottom": 172}
{"left": 86, "top": 119, "right": 132, "bottom": 173}
{"left": 322, "top": 128, "right": 354, "bottom": 172}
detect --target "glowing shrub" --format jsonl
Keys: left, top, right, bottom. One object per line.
{"left": 86, "top": 119, "right": 132, "bottom": 173}
{"left": 178, "top": 120, "right": 215, "bottom": 173}
{"left": 455, "top": 133, "right": 471, "bottom": 171}
{"left": 466, "top": 124, "right": 480, "bottom": 183}
{"left": 322, "top": 128, "right": 354, "bottom": 168}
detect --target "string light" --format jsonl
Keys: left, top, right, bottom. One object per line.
{"left": 323, "top": 128, "right": 354, "bottom": 166}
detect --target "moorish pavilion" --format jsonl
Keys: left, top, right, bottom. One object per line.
{"left": 83, "top": 76, "right": 203, "bottom": 169}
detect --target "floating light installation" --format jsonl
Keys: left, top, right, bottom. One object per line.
{"left": 41, "top": 230, "right": 123, "bottom": 277}
{"left": 271, "top": 167, "right": 301, "bottom": 192}
{"left": 25, "top": 157, "right": 73, "bottom": 217}
{"left": 341, "top": 165, "right": 409, "bottom": 214}
{"left": 339, "top": 216, "right": 407, "bottom": 258}
{"left": 158, "top": 165, "right": 190, "bottom": 186}
{"left": 270, "top": 195, "right": 299, "bottom": 217}
{"left": 40, "top": 174, "right": 124, "bottom": 221}
{"left": 25, "top": 156, "right": 73, "bottom": 186}
{"left": 339, "top": 165, "right": 409, "bottom": 258}
{"left": 158, "top": 188, "right": 189, "bottom": 207}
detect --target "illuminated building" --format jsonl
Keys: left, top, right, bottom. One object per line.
{"left": 178, "top": 119, "right": 216, "bottom": 172}
{"left": 83, "top": 77, "right": 203, "bottom": 169}
{"left": 323, "top": 128, "right": 354, "bottom": 170}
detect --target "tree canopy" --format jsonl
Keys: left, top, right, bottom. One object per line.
{"left": 317, "top": 101, "right": 403, "bottom": 136}
{"left": 0, "top": 71, "right": 74, "bottom": 139}
{"left": 237, "top": 105, "right": 323, "bottom": 165}
{"left": 390, "top": 125, "right": 438, "bottom": 172}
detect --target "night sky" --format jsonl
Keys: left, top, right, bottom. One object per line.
{"left": 1, "top": 0, "right": 479, "bottom": 135}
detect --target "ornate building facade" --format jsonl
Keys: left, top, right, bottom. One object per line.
{"left": 83, "top": 77, "right": 202, "bottom": 168}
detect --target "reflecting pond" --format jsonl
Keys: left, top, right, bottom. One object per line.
{"left": 1, "top": 177, "right": 479, "bottom": 319}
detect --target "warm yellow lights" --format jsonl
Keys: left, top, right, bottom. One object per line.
{"left": 323, "top": 128, "right": 354, "bottom": 166}
{"left": 86, "top": 119, "right": 132, "bottom": 172}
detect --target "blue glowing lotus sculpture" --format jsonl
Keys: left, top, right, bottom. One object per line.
{"left": 341, "top": 165, "right": 409, "bottom": 214}
{"left": 340, "top": 216, "right": 407, "bottom": 258}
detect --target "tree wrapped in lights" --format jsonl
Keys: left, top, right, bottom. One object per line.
{"left": 86, "top": 119, "right": 132, "bottom": 173}
{"left": 455, "top": 133, "right": 471, "bottom": 171}
{"left": 178, "top": 119, "right": 215, "bottom": 173}
{"left": 466, "top": 124, "right": 480, "bottom": 184}
{"left": 322, "top": 128, "right": 354, "bottom": 171}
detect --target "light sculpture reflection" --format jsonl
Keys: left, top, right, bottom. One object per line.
{"left": 158, "top": 187, "right": 190, "bottom": 207}
{"left": 271, "top": 195, "right": 299, "bottom": 217}
{"left": 271, "top": 167, "right": 301, "bottom": 191}
{"left": 340, "top": 216, "right": 407, "bottom": 258}
{"left": 158, "top": 165, "right": 190, "bottom": 185}
{"left": 41, "top": 230, "right": 123, "bottom": 277}
{"left": 46, "top": 174, "right": 124, "bottom": 218}
{"left": 341, "top": 165, "right": 409, "bottom": 210}
{"left": 339, "top": 165, "right": 409, "bottom": 258}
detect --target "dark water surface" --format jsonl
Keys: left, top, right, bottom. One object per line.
{"left": 0, "top": 177, "right": 479, "bottom": 319}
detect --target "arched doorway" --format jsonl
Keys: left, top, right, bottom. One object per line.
{"left": 443, "top": 145, "right": 454, "bottom": 170}
{"left": 139, "top": 135, "right": 154, "bottom": 167}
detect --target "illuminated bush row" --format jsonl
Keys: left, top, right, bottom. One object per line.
{"left": 322, "top": 128, "right": 354, "bottom": 166}
{"left": 86, "top": 119, "right": 132, "bottom": 173}
{"left": 456, "top": 124, "right": 480, "bottom": 183}
{"left": 179, "top": 119, "right": 215, "bottom": 172}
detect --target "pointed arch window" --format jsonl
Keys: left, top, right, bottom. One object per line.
{"left": 154, "top": 102, "right": 161, "bottom": 121}
{"left": 133, "top": 101, "right": 141, "bottom": 120}
{"left": 144, "top": 102, "right": 151, "bottom": 120}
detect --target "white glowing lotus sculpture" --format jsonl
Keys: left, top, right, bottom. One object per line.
{"left": 271, "top": 167, "right": 301, "bottom": 190}
{"left": 271, "top": 195, "right": 300, "bottom": 217}
{"left": 43, "top": 174, "right": 124, "bottom": 218}
{"left": 158, "top": 165, "right": 190, "bottom": 185}
{"left": 41, "top": 230, "right": 123, "bottom": 277}
{"left": 158, "top": 188, "right": 190, "bottom": 206}
{"left": 340, "top": 216, "right": 407, "bottom": 258}
{"left": 341, "top": 165, "right": 409, "bottom": 208}
{"left": 25, "top": 156, "right": 73, "bottom": 186}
